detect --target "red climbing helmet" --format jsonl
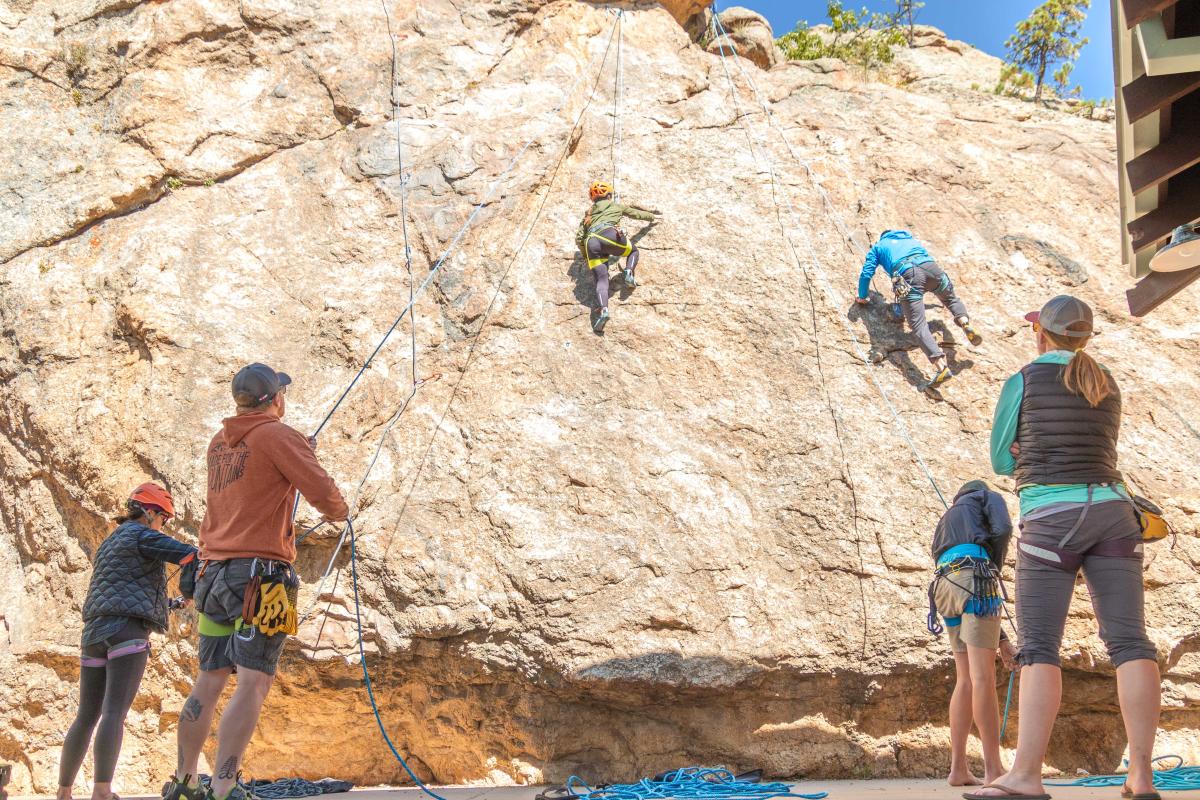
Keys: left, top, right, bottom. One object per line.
{"left": 589, "top": 180, "right": 613, "bottom": 200}
{"left": 129, "top": 482, "right": 175, "bottom": 518}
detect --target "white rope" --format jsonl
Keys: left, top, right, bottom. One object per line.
{"left": 298, "top": 13, "right": 627, "bottom": 627}
{"left": 710, "top": 9, "right": 948, "bottom": 510}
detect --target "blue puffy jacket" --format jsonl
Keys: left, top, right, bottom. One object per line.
{"left": 856, "top": 230, "right": 934, "bottom": 299}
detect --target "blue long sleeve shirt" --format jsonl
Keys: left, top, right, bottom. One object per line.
{"left": 990, "top": 350, "right": 1125, "bottom": 516}
{"left": 857, "top": 230, "right": 934, "bottom": 299}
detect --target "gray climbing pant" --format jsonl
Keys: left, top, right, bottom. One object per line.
{"left": 1014, "top": 500, "right": 1157, "bottom": 668}
{"left": 897, "top": 261, "right": 969, "bottom": 362}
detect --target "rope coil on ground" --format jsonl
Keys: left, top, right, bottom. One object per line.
{"left": 1046, "top": 755, "right": 1200, "bottom": 790}
{"left": 563, "top": 768, "right": 827, "bottom": 800}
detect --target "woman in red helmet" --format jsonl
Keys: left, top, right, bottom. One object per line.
{"left": 57, "top": 483, "right": 197, "bottom": 800}
{"left": 575, "top": 180, "right": 658, "bottom": 332}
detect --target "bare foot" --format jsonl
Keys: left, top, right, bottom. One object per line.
{"left": 57, "top": 787, "right": 73, "bottom": 800}
{"left": 968, "top": 776, "right": 1046, "bottom": 797}
{"left": 947, "top": 771, "right": 982, "bottom": 787}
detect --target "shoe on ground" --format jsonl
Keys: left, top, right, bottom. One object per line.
{"left": 962, "top": 323, "right": 983, "bottom": 346}
{"left": 593, "top": 308, "right": 610, "bottom": 333}
{"left": 623, "top": 268, "right": 637, "bottom": 288}
{"left": 162, "top": 777, "right": 204, "bottom": 800}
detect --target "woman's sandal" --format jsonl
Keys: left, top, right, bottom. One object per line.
{"left": 962, "top": 785, "right": 1051, "bottom": 800}
{"left": 1121, "top": 784, "right": 1161, "bottom": 800}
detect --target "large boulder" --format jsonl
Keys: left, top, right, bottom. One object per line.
{"left": 2, "top": 0, "right": 1199, "bottom": 795}
{"left": 705, "top": 6, "right": 779, "bottom": 70}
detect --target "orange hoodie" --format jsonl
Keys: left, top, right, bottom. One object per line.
{"left": 199, "top": 411, "right": 348, "bottom": 563}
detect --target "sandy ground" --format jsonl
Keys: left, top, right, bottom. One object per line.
{"left": 14, "top": 782, "right": 1200, "bottom": 800}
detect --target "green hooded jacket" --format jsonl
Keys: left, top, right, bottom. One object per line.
{"left": 575, "top": 199, "right": 656, "bottom": 251}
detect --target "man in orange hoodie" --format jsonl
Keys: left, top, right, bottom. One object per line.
{"left": 165, "top": 364, "right": 348, "bottom": 800}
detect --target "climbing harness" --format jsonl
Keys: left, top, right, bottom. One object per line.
{"left": 80, "top": 638, "right": 151, "bottom": 667}
{"left": 709, "top": 8, "right": 948, "bottom": 511}
{"left": 925, "top": 556, "right": 1005, "bottom": 636}
{"left": 586, "top": 229, "right": 633, "bottom": 268}
{"left": 559, "top": 768, "right": 827, "bottom": 800}
{"left": 1046, "top": 755, "right": 1200, "bottom": 790}
{"left": 1016, "top": 485, "right": 1145, "bottom": 572}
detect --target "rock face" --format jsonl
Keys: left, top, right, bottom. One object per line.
{"left": 3, "top": 0, "right": 1200, "bottom": 795}
{"left": 705, "top": 7, "right": 779, "bottom": 70}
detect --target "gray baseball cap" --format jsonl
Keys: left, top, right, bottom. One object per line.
{"left": 1024, "top": 295, "right": 1096, "bottom": 338}
{"left": 232, "top": 363, "right": 292, "bottom": 405}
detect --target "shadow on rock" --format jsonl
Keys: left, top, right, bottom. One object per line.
{"left": 846, "top": 292, "right": 927, "bottom": 390}
{"left": 847, "top": 295, "right": 977, "bottom": 392}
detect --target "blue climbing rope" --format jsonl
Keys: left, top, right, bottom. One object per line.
{"left": 999, "top": 669, "right": 1015, "bottom": 741}
{"left": 346, "top": 517, "right": 446, "bottom": 800}
{"left": 1046, "top": 755, "right": 1200, "bottom": 790}
{"left": 563, "top": 768, "right": 827, "bottom": 800}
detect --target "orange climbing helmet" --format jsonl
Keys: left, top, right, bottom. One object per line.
{"left": 129, "top": 482, "right": 175, "bottom": 518}
{"left": 589, "top": 180, "right": 613, "bottom": 200}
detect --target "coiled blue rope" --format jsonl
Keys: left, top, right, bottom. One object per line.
{"left": 563, "top": 768, "right": 827, "bottom": 800}
{"left": 1046, "top": 755, "right": 1200, "bottom": 790}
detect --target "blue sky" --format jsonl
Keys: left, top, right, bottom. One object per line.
{"left": 735, "top": 1, "right": 1115, "bottom": 101}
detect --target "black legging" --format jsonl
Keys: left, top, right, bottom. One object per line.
{"left": 586, "top": 227, "right": 639, "bottom": 309}
{"left": 59, "top": 619, "right": 151, "bottom": 786}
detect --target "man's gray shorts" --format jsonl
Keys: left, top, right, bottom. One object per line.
{"left": 194, "top": 558, "right": 292, "bottom": 675}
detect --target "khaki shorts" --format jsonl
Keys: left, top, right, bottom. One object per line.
{"left": 934, "top": 567, "right": 1002, "bottom": 652}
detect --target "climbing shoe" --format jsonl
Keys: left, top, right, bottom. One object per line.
{"left": 925, "top": 365, "right": 953, "bottom": 389}
{"left": 593, "top": 308, "right": 610, "bottom": 333}
{"left": 961, "top": 322, "right": 983, "bottom": 346}
{"left": 200, "top": 778, "right": 255, "bottom": 800}
{"left": 623, "top": 268, "right": 637, "bottom": 288}
{"left": 162, "top": 776, "right": 204, "bottom": 800}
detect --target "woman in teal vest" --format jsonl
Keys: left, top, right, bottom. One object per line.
{"left": 969, "top": 296, "right": 1159, "bottom": 800}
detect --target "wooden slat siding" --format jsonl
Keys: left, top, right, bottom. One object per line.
{"left": 1123, "top": 0, "right": 1180, "bottom": 27}
{"left": 1127, "top": 133, "right": 1200, "bottom": 194}
{"left": 1123, "top": 71, "right": 1200, "bottom": 123}
{"left": 1128, "top": 171, "right": 1200, "bottom": 251}
{"left": 1127, "top": 265, "right": 1200, "bottom": 316}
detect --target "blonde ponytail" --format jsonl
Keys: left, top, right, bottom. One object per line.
{"left": 1044, "top": 328, "right": 1111, "bottom": 407}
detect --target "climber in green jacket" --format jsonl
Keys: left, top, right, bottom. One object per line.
{"left": 575, "top": 180, "right": 658, "bottom": 333}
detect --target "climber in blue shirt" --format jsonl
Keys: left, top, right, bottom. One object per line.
{"left": 855, "top": 230, "right": 983, "bottom": 388}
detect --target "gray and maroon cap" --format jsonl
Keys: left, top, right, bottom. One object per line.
{"left": 1024, "top": 295, "right": 1096, "bottom": 338}
{"left": 232, "top": 362, "right": 292, "bottom": 405}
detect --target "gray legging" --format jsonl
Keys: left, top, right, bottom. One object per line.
{"left": 59, "top": 619, "right": 151, "bottom": 786}
{"left": 1015, "top": 500, "right": 1156, "bottom": 668}
{"left": 586, "top": 227, "right": 639, "bottom": 310}
{"left": 897, "top": 261, "right": 969, "bottom": 361}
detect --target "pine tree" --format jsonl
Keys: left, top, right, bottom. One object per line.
{"left": 893, "top": 0, "right": 925, "bottom": 47}
{"left": 1003, "top": 0, "right": 1090, "bottom": 102}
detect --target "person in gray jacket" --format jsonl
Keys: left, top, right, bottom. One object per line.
{"left": 928, "top": 480, "right": 1016, "bottom": 788}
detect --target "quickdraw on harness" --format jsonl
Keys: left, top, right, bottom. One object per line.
{"left": 889, "top": 255, "right": 922, "bottom": 304}
{"left": 926, "top": 555, "right": 1006, "bottom": 636}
